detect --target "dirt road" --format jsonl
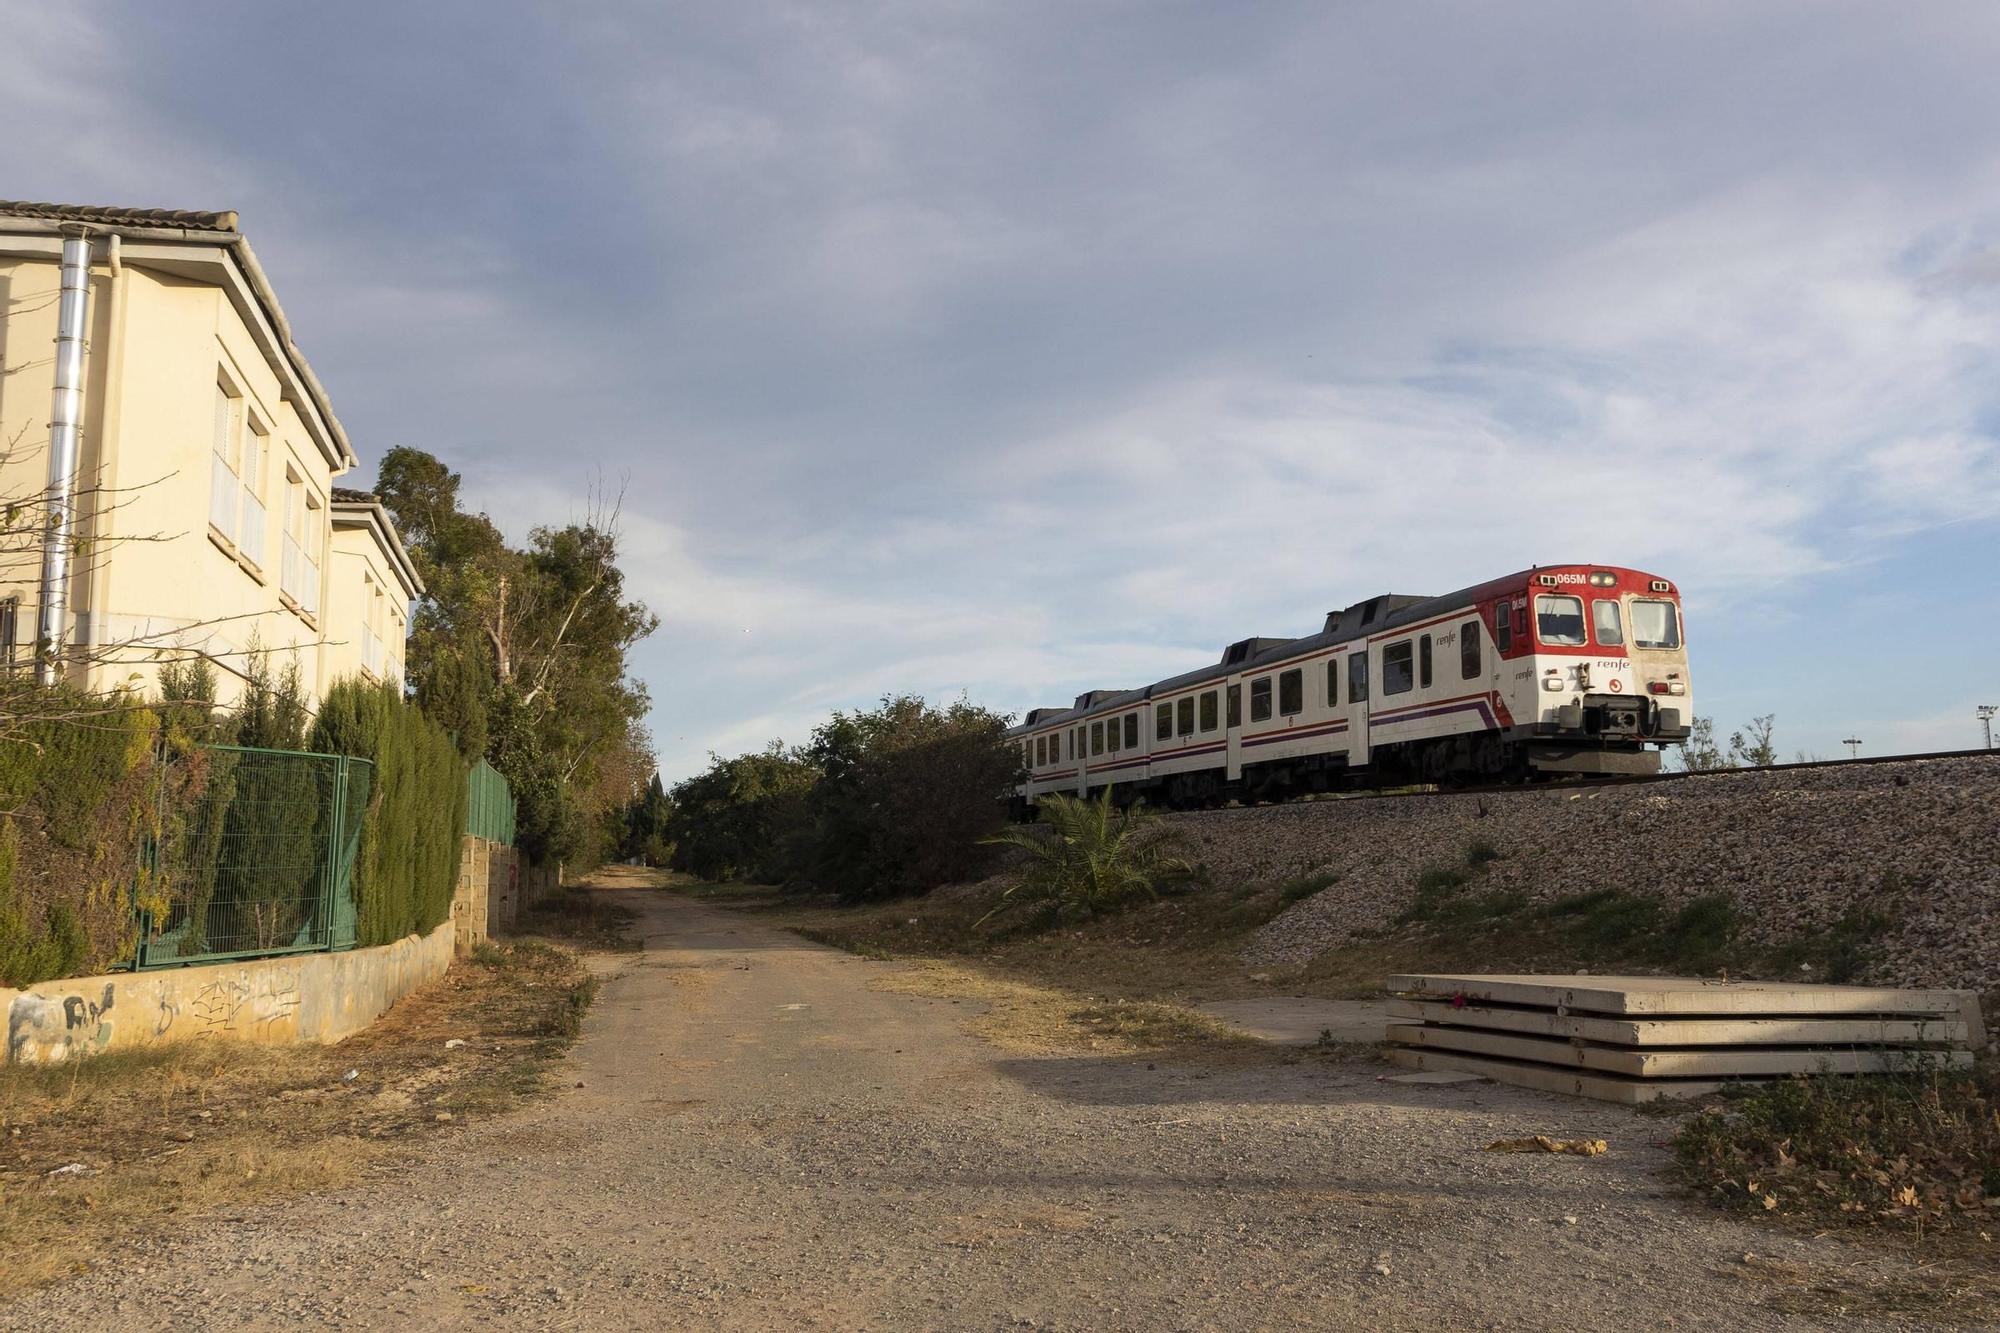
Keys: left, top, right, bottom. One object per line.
{"left": 8, "top": 890, "right": 1961, "bottom": 1331}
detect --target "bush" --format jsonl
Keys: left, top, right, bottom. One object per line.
{"left": 665, "top": 744, "right": 818, "bottom": 882}
{"left": 308, "top": 678, "right": 468, "bottom": 946}
{"left": 979, "top": 788, "right": 1193, "bottom": 927}
{"left": 0, "top": 684, "right": 165, "bottom": 985}
{"left": 1675, "top": 1063, "right": 2000, "bottom": 1234}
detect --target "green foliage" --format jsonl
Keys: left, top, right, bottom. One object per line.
{"left": 1276, "top": 869, "right": 1340, "bottom": 905}
{"left": 309, "top": 677, "right": 468, "bottom": 946}
{"left": 979, "top": 787, "right": 1194, "bottom": 927}
{"left": 795, "top": 695, "right": 1021, "bottom": 901}
{"left": 619, "top": 772, "right": 674, "bottom": 866}
{"left": 665, "top": 744, "right": 819, "bottom": 882}
{"left": 1675, "top": 1062, "right": 2000, "bottom": 1234}
{"left": 1399, "top": 841, "right": 1518, "bottom": 925}
{"left": 0, "top": 685, "right": 162, "bottom": 986}
{"left": 1539, "top": 888, "right": 1739, "bottom": 970}
{"left": 210, "top": 655, "right": 322, "bottom": 948}
{"left": 372, "top": 447, "right": 656, "bottom": 871}
{"left": 1767, "top": 897, "right": 1891, "bottom": 984}
{"left": 1728, "top": 713, "right": 1778, "bottom": 768}
{"left": 1679, "top": 716, "right": 1727, "bottom": 771}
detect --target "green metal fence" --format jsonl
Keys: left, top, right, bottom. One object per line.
{"left": 466, "top": 757, "right": 515, "bottom": 846}
{"left": 134, "top": 746, "right": 374, "bottom": 969}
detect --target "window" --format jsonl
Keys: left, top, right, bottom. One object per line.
{"left": 1124, "top": 713, "right": 1139, "bottom": 749}
{"left": 1156, "top": 703, "right": 1172, "bottom": 740}
{"left": 1536, "top": 594, "right": 1587, "bottom": 646}
{"left": 1419, "top": 634, "right": 1433, "bottom": 689}
{"left": 1036, "top": 735, "right": 1047, "bottom": 766}
{"left": 1631, "top": 599, "right": 1682, "bottom": 649}
{"left": 281, "top": 471, "right": 322, "bottom": 617}
{"left": 1107, "top": 715, "right": 1121, "bottom": 752}
{"left": 1199, "top": 690, "right": 1218, "bottom": 732}
{"left": 1278, "top": 668, "right": 1303, "bottom": 716}
{"left": 1382, "top": 641, "right": 1415, "bottom": 695}
{"left": 1461, "top": 621, "right": 1482, "bottom": 678}
{"left": 1091, "top": 721, "right": 1104, "bottom": 756}
{"left": 1075, "top": 726, "right": 1085, "bottom": 759}
{"left": 1249, "top": 676, "right": 1273, "bottom": 722}
{"left": 1176, "top": 696, "right": 1195, "bottom": 735}
{"left": 209, "top": 378, "right": 243, "bottom": 542}
{"left": 1593, "top": 599, "right": 1624, "bottom": 647}
{"left": 1327, "top": 659, "right": 1339, "bottom": 708}
{"left": 1023, "top": 742, "right": 1032, "bottom": 767}
{"left": 0, "top": 597, "right": 17, "bottom": 671}
{"left": 1495, "top": 603, "right": 1513, "bottom": 653}
{"left": 1226, "top": 684, "right": 1241, "bottom": 727}
{"left": 1348, "top": 651, "right": 1369, "bottom": 702}
{"left": 239, "top": 416, "right": 269, "bottom": 567}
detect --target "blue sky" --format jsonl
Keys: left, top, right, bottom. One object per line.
{"left": 3, "top": 2, "right": 1997, "bottom": 775}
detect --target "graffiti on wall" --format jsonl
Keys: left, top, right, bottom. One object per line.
{"left": 6, "top": 983, "right": 117, "bottom": 1064}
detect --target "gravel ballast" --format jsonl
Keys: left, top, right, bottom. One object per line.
{"left": 1169, "top": 755, "right": 2000, "bottom": 994}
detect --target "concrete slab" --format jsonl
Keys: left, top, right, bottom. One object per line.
{"left": 1386, "top": 999, "right": 1971, "bottom": 1048}
{"left": 1196, "top": 997, "right": 1386, "bottom": 1046}
{"left": 1383, "top": 1069, "right": 1488, "bottom": 1085}
{"left": 1388, "top": 1024, "right": 1974, "bottom": 1079}
{"left": 1388, "top": 974, "right": 1974, "bottom": 1018}
{"left": 1385, "top": 1046, "right": 1725, "bottom": 1105}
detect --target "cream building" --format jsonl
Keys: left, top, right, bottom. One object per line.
{"left": 0, "top": 201, "right": 419, "bottom": 703}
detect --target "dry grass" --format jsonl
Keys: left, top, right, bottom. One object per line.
{"left": 0, "top": 939, "right": 598, "bottom": 1300}
{"left": 868, "top": 959, "right": 1261, "bottom": 1058}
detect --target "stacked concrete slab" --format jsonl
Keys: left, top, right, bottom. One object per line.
{"left": 1385, "top": 973, "right": 1984, "bottom": 1104}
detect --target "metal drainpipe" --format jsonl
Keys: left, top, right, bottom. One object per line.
{"left": 34, "top": 228, "right": 94, "bottom": 685}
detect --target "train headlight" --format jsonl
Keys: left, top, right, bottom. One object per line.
{"left": 1542, "top": 678, "right": 1564, "bottom": 692}
{"left": 1589, "top": 571, "right": 1616, "bottom": 586}
{"left": 1647, "top": 681, "right": 1686, "bottom": 696}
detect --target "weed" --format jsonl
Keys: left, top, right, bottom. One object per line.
{"left": 1769, "top": 901, "right": 1891, "bottom": 984}
{"left": 1674, "top": 1060, "right": 2000, "bottom": 1242}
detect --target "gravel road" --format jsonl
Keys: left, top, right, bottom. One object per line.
{"left": 6, "top": 890, "right": 1968, "bottom": 1331}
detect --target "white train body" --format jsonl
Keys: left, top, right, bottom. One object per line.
{"left": 1009, "top": 564, "right": 1692, "bottom": 808}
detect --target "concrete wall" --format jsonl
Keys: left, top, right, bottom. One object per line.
{"left": 0, "top": 921, "right": 453, "bottom": 1066}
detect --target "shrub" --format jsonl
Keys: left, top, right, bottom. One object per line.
{"left": 979, "top": 788, "right": 1193, "bottom": 927}
{"left": 0, "top": 684, "right": 165, "bottom": 985}
{"left": 308, "top": 677, "right": 468, "bottom": 946}
{"left": 665, "top": 744, "right": 819, "bottom": 882}
{"left": 1675, "top": 1063, "right": 2000, "bottom": 1234}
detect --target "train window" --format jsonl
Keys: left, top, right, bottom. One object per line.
{"left": 1199, "top": 690, "right": 1219, "bottom": 732}
{"left": 1632, "top": 599, "right": 1681, "bottom": 649}
{"left": 1249, "top": 677, "right": 1273, "bottom": 722}
{"left": 1076, "top": 726, "right": 1086, "bottom": 759}
{"left": 1535, "top": 594, "right": 1587, "bottom": 646}
{"left": 1125, "top": 713, "right": 1140, "bottom": 748}
{"left": 1495, "top": 604, "right": 1512, "bottom": 653}
{"left": 1036, "top": 735, "right": 1047, "bottom": 766}
{"left": 1326, "top": 659, "right": 1339, "bottom": 707}
{"left": 1419, "top": 635, "right": 1433, "bottom": 689}
{"left": 1461, "top": 621, "right": 1482, "bottom": 678}
{"left": 1348, "top": 651, "right": 1369, "bottom": 702}
{"left": 1278, "top": 668, "right": 1303, "bottom": 716}
{"left": 1091, "top": 721, "right": 1104, "bottom": 756}
{"left": 1156, "top": 703, "right": 1172, "bottom": 740}
{"left": 1593, "top": 599, "right": 1624, "bottom": 647}
{"left": 1382, "top": 641, "right": 1415, "bottom": 695}
{"left": 1107, "top": 716, "right": 1121, "bottom": 752}
{"left": 1176, "top": 696, "right": 1195, "bottom": 735}
{"left": 1226, "top": 684, "right": 1241, "bottom": 727}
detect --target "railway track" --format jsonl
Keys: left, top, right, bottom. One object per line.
{"left": 1157, "top": 745, "right": 2000, "bottom": 816}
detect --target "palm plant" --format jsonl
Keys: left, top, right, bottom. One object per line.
{"left": 979, "top": 787, "right": 1193, "bottom": 926}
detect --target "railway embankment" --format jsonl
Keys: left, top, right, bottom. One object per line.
{"left": 1226, "top": 753, "right": 2000, "bottom": 996}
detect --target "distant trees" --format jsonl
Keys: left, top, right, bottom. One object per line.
{"left": 371, "top": 448, "right": 657, "bottom": 867}
{"left": 1676, "top": 713, "right": 1779, "bottom": 770}
{"left": 665, "top": 694, "right": 1021, "bottom": 901}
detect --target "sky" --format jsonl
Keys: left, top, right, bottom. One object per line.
{"left": 3, "top": 2, "right": 1997, "bottom": 776}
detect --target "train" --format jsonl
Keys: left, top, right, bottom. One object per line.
{"left": 1008, "top": 563, "right": 1692, "bottom": 811}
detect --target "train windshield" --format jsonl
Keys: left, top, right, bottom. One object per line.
{"left": 1631, "top": 599, "right": 1681, "bottom": 650}
{"left": 1534, "top": 594, "right": 1586, "bottom": 646}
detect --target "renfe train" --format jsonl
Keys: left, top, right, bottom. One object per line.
{"left": 1008, "top": 564, "right": 1692, "bottom": 811}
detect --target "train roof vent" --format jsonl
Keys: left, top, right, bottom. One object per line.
{"left": 1221, "top": 636, "right": 1289, "bottom": 666}
{"left": 1023, "top": 707, "right": 1061, "bottom": 726}
{"left": 1071, "top": 689, "right": 1128, "bottom": 710}
{"left": 1338, "top": 593, "right": 1433, "bottom": 630}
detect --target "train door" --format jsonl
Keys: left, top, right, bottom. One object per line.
{"left": 1347, "top": 645, "right": 1372, "bottom": 768}
{"left": 1224, "top": 680, "right": 1243, "bottom": 781}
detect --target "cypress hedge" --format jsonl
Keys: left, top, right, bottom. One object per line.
{"left": 308, "top": 678, "right": 467, "bottom": 947}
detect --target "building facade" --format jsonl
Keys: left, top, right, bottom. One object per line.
{"left": 0, "top": 201, "right": 418, "bottom": 704}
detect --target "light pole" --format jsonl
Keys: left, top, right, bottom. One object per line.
{"left": 1980, "top": 705, "right": 1997, "bottom": 750}
{"left": 1842, "top": 736, "right": 1863, "bottom": 760}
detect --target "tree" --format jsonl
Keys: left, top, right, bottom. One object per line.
{"left": 979, "top": 788, "right": 1193, "bottom": 928}
{"left": 1728, "top": 714, "right": 1778, "bottom": 768}
{"left": 1678, "top": 717, "right": 1727, "bottom": 771}
{"left": 371, "top": 447, "right": 658, "bottom": 866}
